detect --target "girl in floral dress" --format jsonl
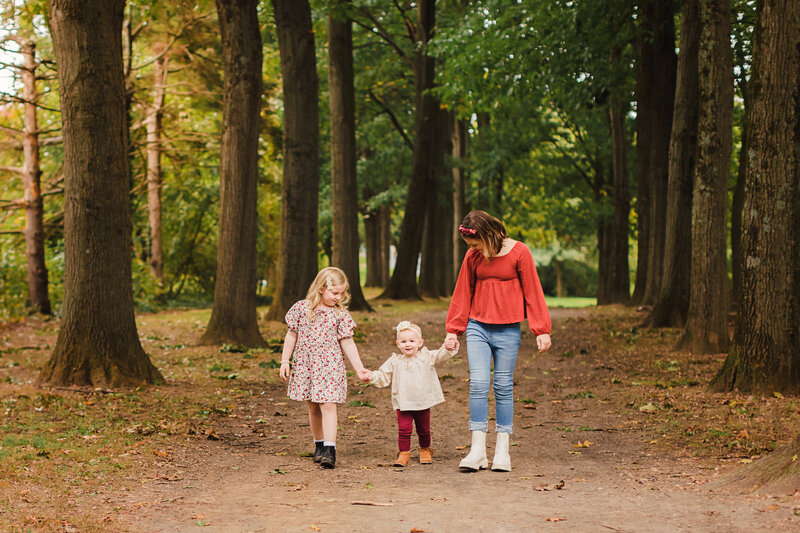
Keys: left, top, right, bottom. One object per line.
{"left": 279, "top": 267, "right": 371, "bottom": 469}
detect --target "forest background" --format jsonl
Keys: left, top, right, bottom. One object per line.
{"left": 1, "top": 0, "right": 800, "bottom": 525}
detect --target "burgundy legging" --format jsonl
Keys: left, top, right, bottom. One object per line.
{"left": 396, "top": 409, "right": 431, "bottom": 451}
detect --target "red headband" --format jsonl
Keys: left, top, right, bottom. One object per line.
{"left": 458, "top": 224, "right": 478, "bottom": 236}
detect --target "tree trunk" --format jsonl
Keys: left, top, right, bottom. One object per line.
{"left": 364, "top": 204, "right": 381, "bottom": 287}
{"left": 648, "top": 0, "right": 700, "bottom": 328}
{"left": 146, "top": 51, "right": 168, "bottom": 282}
{"left": 265, "top": 0, "right": 321, "bottom": 320}
{"left": 730, "top": 87, "right": 747, "bottom": 302}
{"left": 420, "top": 107, "right": 453, "bottom": 298}
{"left": 19, "top": 38, "right": 51, "bottom": 315}
{"left": 604, "top": 92, "right": 631, "bottom": 304}
{"left": 40, "top": 0, "right": 162, "bottom": 387}
{"left": 452, "top": 113, "right": 468, "bottom": 281}
{"left": 640, "top": 0, "right": 677, "bottom": 306}
{"left": 632, "top": 22, "right": 654, "bottom": 305}
{"left": 381, "top": 0, "right": 436, "bottom": 300}
{"left": 200, "top": 0, "right": 265, "bottom": 347}
{"left": 681, "top": 0, "right": 733, "bottom": 353}
{"left": 329, "top": 1, "right": 372, "bottom": 311}
{"left": 711, "top": 0, "right": 800, "bottom": 393}
{"left": 379, "top": 204, "right": 391, "bottom": 286}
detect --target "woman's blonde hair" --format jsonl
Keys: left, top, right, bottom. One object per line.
{"left": 305, "top": 266, "right": 351, "bottom": 317}
{"left": 458, "top": 210, "right": 507, "bottom": 259}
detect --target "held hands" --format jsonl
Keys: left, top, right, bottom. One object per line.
{"left": 536, "top": 333, "right": 552, "bottom": 353}
{"left": 356, "top": 368, "right": 372, "bottom": 382}
{"left": 444, "top": 332, "right": 458, "bottom": 351}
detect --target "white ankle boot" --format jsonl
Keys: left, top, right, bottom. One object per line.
{"left": 459, "top": 431, "right": 488, "bottom": 471}
{"left": 491, "top": 432, "right": 511, "bottom": 471}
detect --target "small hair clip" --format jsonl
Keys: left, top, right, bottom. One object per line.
{"left": 458, "top": 224, "right": 478, "bottom": 236}
{"left": 325, "top": 276, "right": 334, "bottom": 289}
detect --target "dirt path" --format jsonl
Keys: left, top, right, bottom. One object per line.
{"left": 112, "top": 308, "right": 799, "bottom": 532}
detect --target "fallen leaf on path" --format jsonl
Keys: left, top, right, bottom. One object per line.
{"left": 639, "top": 403, "right": 658, "bottom": 412}
{"left": 573, "top": 440, "right": 593, "bottom": 448}
{"left": 739, "top": 458, "right": 753, "bottom": 464}
{"left": 269, "top": 469, "right": 287, "bottom": 475}
{"left": 310, "top": 526, "right": 321, "bottom": 531}
{"left": 410, "top": 528, "right": 425, "bottom": 532}
{"left": 456, "top": 446, "right": 467, "bottom": 450}
{"left": 759, "top": 504, "right": 780, "bottom": 512}
{"left": 546, "top": 517, "right": 566, "bottom": 522}
{"left": 190, "top": 513, "right": 206, "bottom": 520}
{"left": 352, "top": 501, "right": 394, "bottom": 506}
{"left": 534, "top": 480, "right": 565, "bottom": 491}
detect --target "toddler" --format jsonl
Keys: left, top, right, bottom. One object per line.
{"left": 369, "top": 321, "right": 459, "bottom": 466}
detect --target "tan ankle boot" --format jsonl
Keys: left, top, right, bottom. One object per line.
{"left": 393, "top": 451, "right": 411, "bottom": 467}
{"left": 419, "top": 447, "right": 433, "bottom": 464}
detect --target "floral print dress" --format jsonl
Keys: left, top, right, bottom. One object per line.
{"left": 285, "top": 300, "right": 356, "bottom": 404}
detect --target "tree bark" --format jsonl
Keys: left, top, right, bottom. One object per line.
{"left": 381, "top": 0, "right": 437, "bottom": 300}
{"left": 265, "top": 0, "right": 321, "bottom": 320}
{"left": 146, "top": 51, "right": 168, "bottom": 282}
{"left": 648, "top": 0, "right": 700, "bottom": 328}
{"left": 452, "top": 113, "right": 468, "bottom": 280}
{"left": 711, "top": 0, "right": 800, "bottom": 393}
{"left": 19, "top": 38, "right": 52, "bottom": 315}
{"left": 601, "top": 91, "right": 631, "bottom": 304}
{"left": 40, "top": 0, "right": 162, "bottom": 387}
{"left": 329, "top": 1, "right": 372, "bottom": 311}
{"left": 420, "top": 107, "right": 453, "bottom": 298}
{"left": 200, "top": 0, "right": 265, "bottom": 347}
{"left": 681, "top": 0, "right": 733, "bottom": 353}
{"left": 639, "top": 0, "right": 677, "bottom": 306}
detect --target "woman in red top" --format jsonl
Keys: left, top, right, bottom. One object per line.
{"left": 444, "top": 210, "right": 552, "bottom": 472}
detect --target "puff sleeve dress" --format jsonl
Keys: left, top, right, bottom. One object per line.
{"left": 285, "top": 300, "right": 356, "bottom": 404}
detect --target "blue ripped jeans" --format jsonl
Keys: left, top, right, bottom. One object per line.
{"left": 465, "top": 319, "right": 521, "bottom": 434}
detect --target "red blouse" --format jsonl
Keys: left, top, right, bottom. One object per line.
{"left": 446, "top": 241, "right": 551, "bottom": 336}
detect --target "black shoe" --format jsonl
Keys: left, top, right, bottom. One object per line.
{"left": 320, "top": 445, "right": 336, "bottom": 469}
{"left": 313, "top": 442, "right": 325, "bottom": 463}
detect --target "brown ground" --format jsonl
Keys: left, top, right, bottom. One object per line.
{"left": 95, "top": 306, "right": 799, "bottom": 532}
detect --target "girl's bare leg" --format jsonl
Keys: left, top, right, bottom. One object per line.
{"left": 307, "top": 401, "right": 323, "bottom": 440}
{"left": 319, "top": 403, "right": 338, "bottom": 443}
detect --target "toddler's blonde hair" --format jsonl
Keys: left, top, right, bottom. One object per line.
{"left": 395, "top": 320, "right": 422, "bottom": 340}
{"left": 305, "top": 267, "right": 351, "bottom": 317}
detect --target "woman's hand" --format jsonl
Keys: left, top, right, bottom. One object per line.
{"left": 356, "top": 368, "right": 372, "bottom": 382}
{"left": 444, "top": 332, "right": 458, "bottom": 351}
{"left": 280, "top": 361, "right": 291, "bottom": 381}
{"left": 536, "top": 333, "right": 552, "bottom": 353}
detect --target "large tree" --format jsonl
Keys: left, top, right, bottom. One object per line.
{"left": 329, "top": 0, "right": 372, "bottom": 311}
{"left": 200, "top": 0, "right": 265, "bottom": 346}
{"left": 647, "top": 0, "right": 700, "bottom": 328}
{"left": 711, "top": 0, "right": 800, "bottom": 393}
{"left": 681, "top": 0, "right": 733, "bottom": 353}
{"left": 633, "top": 0, "right": 677, "bottom": 306}
{"left": 711, "top": 0, "right": 800, "bottom": 496}
{"left": 381, "top": 0, "right": 438, "bottom": 300}
{"left": 40, "top": 0, "right": 162, "bottom": 386}
{"left": 265, "top": 0, "right": 321, "bottom": 320}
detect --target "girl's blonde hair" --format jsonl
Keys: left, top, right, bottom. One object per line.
{"left": 458, "top": 210, "right": 507, "bottom": 259}
{"left": 305, "top": 266, "right": 351, "bottom": 317}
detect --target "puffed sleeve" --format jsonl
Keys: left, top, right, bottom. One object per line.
{"left": 337, "top": 308, "right": 357, "bottom": 340}
{"left": 446, "top": 250, "right": 479, "bottom": 335}
{"left": 285, "top": 300, "right": 305, "bottom": 332}
{"left": 369, "top": 355, "right": 395, "bottom": 388}
{"left": 517, "top": 246, "right": 551, "bottom": 336}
